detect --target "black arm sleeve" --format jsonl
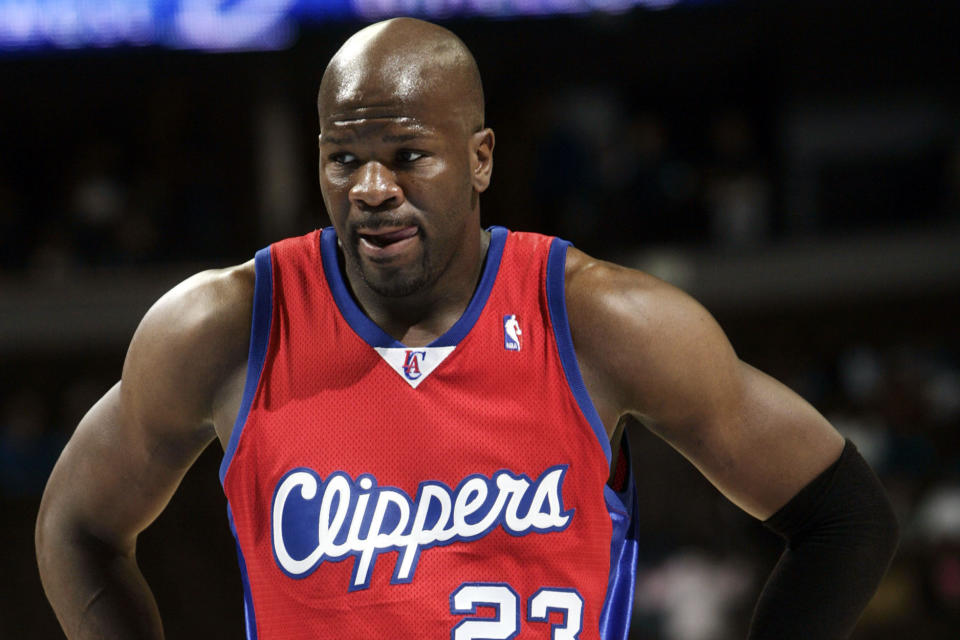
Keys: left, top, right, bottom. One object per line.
{"left": 747, "top": 439, "right": 900, "bottom": 639}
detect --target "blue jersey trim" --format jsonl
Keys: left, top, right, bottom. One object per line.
{"left": 219, "top": 247, "right": 274, "bottom": 485}
{"left": 319, "top": 226, "right": 508, "bottom": 349}
{"left": 598, "top": 437, "right": 639, "bottom": 640}
{"left": 545, "top": 238, "right": 612, "bottom": 465}
{"left": 228, "top": 505, "right": 259, "bottom": 640}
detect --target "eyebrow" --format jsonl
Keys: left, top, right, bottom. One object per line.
{"left": 320, "top": 130, "right": 432, "bottom": 146}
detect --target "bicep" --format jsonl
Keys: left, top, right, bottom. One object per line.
{"left": 646, "top": 358, "right": 844, "bottom": 520}
{"left": 42, "top": 267, "right": 251, "bottom": 549}
{"left": 42, "top": 382, "right": 213, "bottom": 552}
{"left": 568, "top": 257, "right": 844, "bottom": 520}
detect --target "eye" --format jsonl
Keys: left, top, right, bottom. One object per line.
{"left": 396, "top": 150, "right": 425, "bottom": 163}
{"left": 329, "top": 152, "right": 357, "bottom": 165}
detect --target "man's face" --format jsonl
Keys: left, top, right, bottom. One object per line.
{"left": 318, "top": 101, "right": 479, "bottom": 298}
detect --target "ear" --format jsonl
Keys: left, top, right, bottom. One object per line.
{"left": 470, "top": 128, "right": 495, "bottom": 193}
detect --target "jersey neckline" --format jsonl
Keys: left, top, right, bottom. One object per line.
{"left": 319, "top": 226, "right": 508, "bottom": 349}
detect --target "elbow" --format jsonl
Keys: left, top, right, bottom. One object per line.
{"left": 765, "top": 439, "right": 901, "bottom": 581}
{"left": 35, "top": 481, "right": 84, "bottom": 593}
{"left": 35, "top": 488, "right": 64, "bottom": 589}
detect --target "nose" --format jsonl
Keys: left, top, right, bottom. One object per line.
{"left": 349, "top": 161, "right": 403, "bottom": 210}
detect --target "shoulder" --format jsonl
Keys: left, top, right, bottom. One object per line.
{"left": 563, "top": 246, "right": 716, "bottom": 352}
{"left": 120, "top": 261, "right": 256, "bottom": 437}
{"left": 140, "top": 261, "right": 255, "bottom": 341}
{"left": 562, "top": 246, "right": 737, "bottom": 425}
{"left": 131, "top": 261, "right": 255, "bottom": 364}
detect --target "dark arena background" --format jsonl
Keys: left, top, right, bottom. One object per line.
{"left": 2, "top": 0, "right": 959, "bottom": 637}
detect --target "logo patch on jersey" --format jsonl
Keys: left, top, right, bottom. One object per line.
{"left": 402, "top": 350, "right": 424, "bottom": 379}
{"left": 503, "top": 315, "right": 522, "bottom": 351}
{"left": 271, "top": 466, "right": 574, "bottom": 590}
{"left": 374, "top": 346, "right": 455, "bottom": 388}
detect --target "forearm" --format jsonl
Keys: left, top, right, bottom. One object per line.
{"left": 748, "top": 440, "right": 899, "bottom": 639}
{"left": 37, "top": 520, "right": 163, "bottom": 640}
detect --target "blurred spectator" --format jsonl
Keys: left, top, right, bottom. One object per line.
{"left": 532, "top": 89, "right": 612, "bottom": 252}
{"left": 703, "top": 111, "right": 770, "bottom": 250}
{"left": 944, "top": 138, "right": 960, "bottom": 222}
{"left": 29, "top": 221, "right": 77, "bottom": 280}
{"left": 114, "top": 173, "right": 164, "bottom": 264}
{"left": 611, "top": 112, "right": 703, "bottom": 249}
{"left": 68, "top": 141, "right": 128, "bottom": 266}
{"left": 0, "top": 389, "right": 65, "bottom": 498}
{"left": 0, "top": 179, "right": 31, "bottom": 271}
{"left": 912, "top": 483, "right": 960, "bottom": 629}
{"left": 634, "top": 550, "right": 753, "bottom": 640}
{"left": 914, "top": 484, "right": 960, "bottom": 549}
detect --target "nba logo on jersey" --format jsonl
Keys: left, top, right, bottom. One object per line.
{"left": 503, "top": 315, "right": 522, "bottom": 351}
{"left": 402, "top": 350, "right": 426, "bottom": 380}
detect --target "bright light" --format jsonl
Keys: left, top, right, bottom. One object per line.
{"left": 0, "top": 0, "right": 708, "bottom": 53}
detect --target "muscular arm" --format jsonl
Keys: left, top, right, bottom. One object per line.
{"left": 36, "top": 264, "right": 253, "bottom": 639}
{"left": 567, "top": 248, "right": 843, "bottom": 516}
{"left": 566, "top": 248, "right": 897, "bottom": 637}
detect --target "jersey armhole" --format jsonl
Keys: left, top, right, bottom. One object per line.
{"left": 219, "top": 246, "right": 275, "bottom": 485}
{"left": 545, "top": 238, "right": 613, "bottom": 466}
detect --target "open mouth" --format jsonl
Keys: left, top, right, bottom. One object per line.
{"left": 358, "top": 226, "right": 419, "bottom": 249}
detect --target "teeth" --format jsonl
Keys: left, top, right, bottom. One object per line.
{"left": 361, "top": 234, "right": 392, "bottom": 247}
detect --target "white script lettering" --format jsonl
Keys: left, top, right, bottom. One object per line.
{"left": 271, "top": 466, "right": 573, "bottom": 590}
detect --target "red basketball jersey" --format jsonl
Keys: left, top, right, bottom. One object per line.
{"left": 220, "top": 227, "right": 638, "bottom": 640}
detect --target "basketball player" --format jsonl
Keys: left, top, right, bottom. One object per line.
{"left": 36, "top": 18, "right": 898, "bottom": 640}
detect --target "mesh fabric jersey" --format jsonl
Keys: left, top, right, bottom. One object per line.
{"left": 220, "top": 227, "right": 638, "bottom": 639}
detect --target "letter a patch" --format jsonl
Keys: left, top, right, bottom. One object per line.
{"left": 374, "top": 346, "right": 455, "bottom": 388}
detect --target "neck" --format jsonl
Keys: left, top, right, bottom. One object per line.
{"left": 340, "top": 225, "right": 491, "bottom": 347}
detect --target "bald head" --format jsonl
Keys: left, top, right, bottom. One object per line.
{"left": 318, "top": 18, "right": 484, "bottom": 134}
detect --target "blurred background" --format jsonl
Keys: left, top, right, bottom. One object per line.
{"left": 2, "top": 0, "right": 959, "bottom": 637}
